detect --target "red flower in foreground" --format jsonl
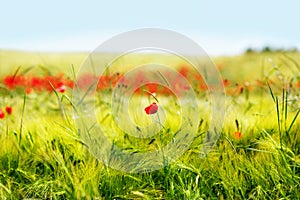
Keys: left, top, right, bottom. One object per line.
{"left": 5, "top": 106, "right": 13, "bottom": 115}
{"left": 233, "top": 131, "right": 242, "bottom": 139}
{"left": 144, "top": 102, "right": 158, "bottom": 115}
{"left": 0, "top": 110, "right": 5, "bottom": 119}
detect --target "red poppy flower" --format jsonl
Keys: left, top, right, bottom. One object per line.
{"left": 233, "top": 131, "right": 242, "bottom": 139}
{"left": 0, "top": 110, "right": 5, "bottom": 119}
{"left": 5, "top": 106, "right": 12, "bottom": 115}
{"left": 223, "top": 79, "right": 230, "bottom": 87}
{"left": 146, "top": 83, "right": 158, "bottom": 93}
{"left": 56, "top": 84, "right": 66, "bottom": 93}
{"left": 178, "top": 66, "right": 189, "bottom": 77}
{"left": 26, "top": 87, "right": 33, "bottom": 94}
{"left": 144, "top": 102, "right": 158, "bottom": 115}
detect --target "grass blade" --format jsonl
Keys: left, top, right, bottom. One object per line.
{"left": 287, "top": 109, "right": 300, "bottom": 134}
{"left": 48, "top": 81, "right": 64, "bottom": 119}
{"left": 76, "top": 80, "right": 97, "bottom": 107}
{"left": 19, "top": 93, "right": 27, "bottom": 145}
{"left": 267, "top": 82, "right": 275, "bottom": 103}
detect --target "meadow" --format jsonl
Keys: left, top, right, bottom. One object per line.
{"left": 0, "top": 50, "right": 300, "bottom": 199}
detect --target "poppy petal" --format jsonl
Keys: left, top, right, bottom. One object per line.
{"left": 144, "top": 102, "right": 158, "bottom": 115}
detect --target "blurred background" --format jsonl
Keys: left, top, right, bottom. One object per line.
{"left": 1, "top": 0, "right": 300, "bottom": 56}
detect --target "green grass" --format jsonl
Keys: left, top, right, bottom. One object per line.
{"left": 0, "top": 50, "right": 300, "bottom": 199}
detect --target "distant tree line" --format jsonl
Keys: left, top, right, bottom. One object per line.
{"left": 245, "top": 46, "right": 298, "bottom": 54}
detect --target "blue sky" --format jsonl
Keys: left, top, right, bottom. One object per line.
{"left": 1, "top": 0, "right": 299, "bottom": 55}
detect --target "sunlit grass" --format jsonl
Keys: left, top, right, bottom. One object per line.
{"left": 0, "top": 51, "right": 299, "bottom": 199}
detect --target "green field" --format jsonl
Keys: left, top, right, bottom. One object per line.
{"left": 0, "top": 50, "right": 300, "bottom": 199}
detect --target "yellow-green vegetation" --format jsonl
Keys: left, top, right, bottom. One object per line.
{"left": 0, "top": 50, "right": 300, "bottom": 199}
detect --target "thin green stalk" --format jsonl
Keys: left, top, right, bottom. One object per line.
{"left": 76, "top": 81, "right": 97, "bottom": 107}
{"left": 284, "top": 88, "right": 288, "bottom": 133}
{"left": 267, "top": 83, "right": 275, "bottom": 103}
{"left": 281, "top": 87, "right": 285, "bottom": 128}
{"left": 275, "top": 97, "right": 282, "bottom": 149}
{"left": 19, "top": 93, "right": 26, "bottom": 145}
{"left": 48, "top": 81, "right": 64, "bottom": 119}
{"left": 286, "top": 109, "right": 300, "bottom": 135}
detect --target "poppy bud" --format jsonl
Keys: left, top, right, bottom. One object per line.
{"left": 233, "top": 131, "right": 242, "bottom": 139}
{"left": 0, "top": 110, "right": 5, "bottom": 119}
{"left": 5, "top": 106, "right": 13, "bottom": 115}
{"left": 56, "top": 85, "right": 66, "bottom": 93}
